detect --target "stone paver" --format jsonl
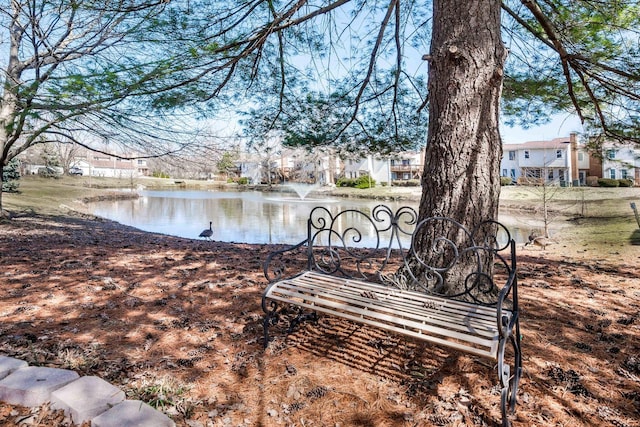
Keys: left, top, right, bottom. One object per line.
{"left": 0, "top": 356, "right": 28, "bottom": 380}
{"left": 0, "top": 356, "right": 175, "bottom": 426}
{"left": 0, "top": 366, "right": 79, "bottom": 406}
{"left": 91, "top": 400, "right": 176, "bottom": 427}
{"left": 50, "top": 376, "right": 125, "bottom": 425}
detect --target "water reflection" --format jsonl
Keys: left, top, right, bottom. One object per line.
{"left": 90, "top": 190, "right": 417, "bottom": 245}
{"left": 90, "top": 189, "right": 535, "bottom": 246}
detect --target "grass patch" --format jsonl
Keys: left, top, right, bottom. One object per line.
{"left": 127, "top": 374, "right": 199, "bottom": 417}
{"left": 2, "top": 175, "right": 227, "bottom": 216}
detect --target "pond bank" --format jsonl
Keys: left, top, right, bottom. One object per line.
{"left": 4, "top": 176, "right": 639, "bottom": 256}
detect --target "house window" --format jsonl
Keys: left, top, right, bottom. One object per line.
{"left": 609, "top": 169, "right": 616, "bottom": 179}
{"left": 403, "top": 173, "right": 410, "bottom": 180}
{"left": 621, "top": 169, "right": 628, "bottom": 179}
{"left": 548, "top": 170, "right": 554, "bottom": 181}
{"left": 390, "top": 159, "right": 396, "bottom": 166}
{"left": 510, "top": 169, "right": 516, "bottom": 178}
{"left": 556, "top": 150, "right": 562, "bottom": 159}
{"left": 524, "top": 150, "right": 530, "bottom": 159}
{"left": 606, "top": 149, "right": 616, "bottom": 159}
{"left": 402, "top": 159, "right": 410, "bottom": 166}
{"left": 502, "top": 169, "right": 508, "bottom": 176}
{"left": 137, "top": 160, "right": 145, "bottom": 165}
{"left": 578, "top": 152, "right": 584, "bottom": 161}
{"left": 508, "top": 151, "right": 515, "bottom": 160}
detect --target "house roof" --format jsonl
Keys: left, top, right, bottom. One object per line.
{"left": 503, "top": 137, "right": 572, "bottom": 150}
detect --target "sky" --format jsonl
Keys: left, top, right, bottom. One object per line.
{"left": 500, "top": 114, "right": 583, "bottom": 144}
{"left": 208, "top": 109, "right": 585, "bottom": 149}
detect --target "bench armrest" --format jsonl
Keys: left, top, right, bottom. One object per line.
{"left": 263, "top": 238, "right": 309, "bottom": 282}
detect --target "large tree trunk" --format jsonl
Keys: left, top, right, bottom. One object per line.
{"left": 0, "top": 163, "right": 4, "bottom": 215}
{"left": 413, "top": 0, "right": 507, "bottom": 296}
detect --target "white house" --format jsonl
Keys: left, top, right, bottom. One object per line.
{"left": 19, "top": 145, "right": 149, "bottom": 178}
{"left": 236, "top": 153, "right": 262, "bottom": 183}
{"left": 342, "top": 154, "right": 391, "bottom": 185}
{"left": 72, "top": 152, "right": 148, "bottom": 178}
{"left": 501, "top": 133, "right": 590, "bottom": 185}
{"left": 600, "top": 143, "right": 640, "bottom": 184}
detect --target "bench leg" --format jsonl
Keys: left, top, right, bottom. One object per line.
{"left": 262, "top": 299, "right": 279, "bottom": 349}
{"left": 497, "top": 319, "right": 522, "bottom": 427}
{"left": 262, "top": 298, "right": 319, "bottom": 348}
{"left": 288, "top": 310, "right": 318, "bottom": 334}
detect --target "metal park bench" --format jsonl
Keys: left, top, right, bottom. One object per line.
{"left": 262, "top": 205, "right": 521, "bottom": 426}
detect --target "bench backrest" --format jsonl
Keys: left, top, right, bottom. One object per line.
{"left": 305, "top": 205, "right": 516, "bottom": 306}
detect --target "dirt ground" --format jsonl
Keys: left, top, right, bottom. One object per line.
{"left": 0, "top": 212, "right": 638, "bottom": 427}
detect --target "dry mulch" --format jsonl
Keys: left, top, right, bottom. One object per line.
{"left": 0, "top": 212, "right": 639, "bottom": 427}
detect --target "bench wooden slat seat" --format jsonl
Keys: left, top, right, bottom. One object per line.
{"left": 262, "top": 206, "right": 522, "bottom": 427}
{"left": 265, "top": 271, "right": 509, "bottom": 359}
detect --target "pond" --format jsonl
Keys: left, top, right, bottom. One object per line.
{"left": 89, "top": 189, "right": 417, "bottom": 245}
{"left": 89, "top": 189, "right": 533, "bottom": 245}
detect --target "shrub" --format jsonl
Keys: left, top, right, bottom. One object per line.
{"left": 2, "top": 181, "right": 19, "bottom": 192}
{"left": 586, "top": 176, "right": 600, "bottom": 187}
{"left": 598, "top": 178, "right": 619, "bottom": 187}
{"left": 336, "top": 177, "right": 356, "bottom": 187}
{"left": 355, "top": 175, "right": 375, "bottom": 189}
{"left": 336, "top": 176, "right": 375, "bottom": 188}
{"left": 2, "top": 158, "right": 20, "bottom": 193}
{"left": 500, "top": 176, "right": 514, "bottom": 186}
{"left": 37, "top": 166, "right": 61, "bottom": 178}
{"left": 237, "top": 177, "right": 249, "bottom": 185}
{"left": 618, "top": 179, "right": 634, "bottom": 187}
{"left": 152, "top": 171, "right": 170, "bottom": 178}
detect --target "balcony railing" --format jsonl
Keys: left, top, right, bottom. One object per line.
{"left": 390, "top": 165, "right": 422, "bottom": 173}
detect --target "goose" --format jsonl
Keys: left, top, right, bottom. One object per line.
{"left": 524, "top": 236, "right": 557, "bottom": 250}
{"left": 199, "top": 221, "right": 213, "bottom": 240}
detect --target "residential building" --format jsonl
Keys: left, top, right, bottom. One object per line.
{"left": 238, "top": 146, "right": 429, "bottom": 187}
{"left": 270, "top": 148, "right": 337, "bottom": 184}
{"left": 19, "top": 145, "right": 149, "bottom": 178}
{"left": 72, "top": 150, "right": 149, "bottom": 178}
{"left": 238, "top": 147, "right": 341, "bottom": 185}
{"left": 501, "top": 133, "right": 590, "bottom": 185}
{"left": 342, "top": 155, "right": 391, "bottom": 185}
{"left": 235, "top": 152, "right": 261, "bottom": 183}
{"left": 501, "top": 133, "right": 640, "bottom": 186}
{"left": 389, "top": 149, "right": 424, "bottom": 182}
{"left": 599, "top": 143, "right": 640, "bottom": 184}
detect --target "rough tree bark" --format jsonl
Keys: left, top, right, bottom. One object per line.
{"left": 414, "top": 0, "right": 507, "bottom": 296}
{"left": 0, "top": 163, "right": 4, "bottom": 217}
